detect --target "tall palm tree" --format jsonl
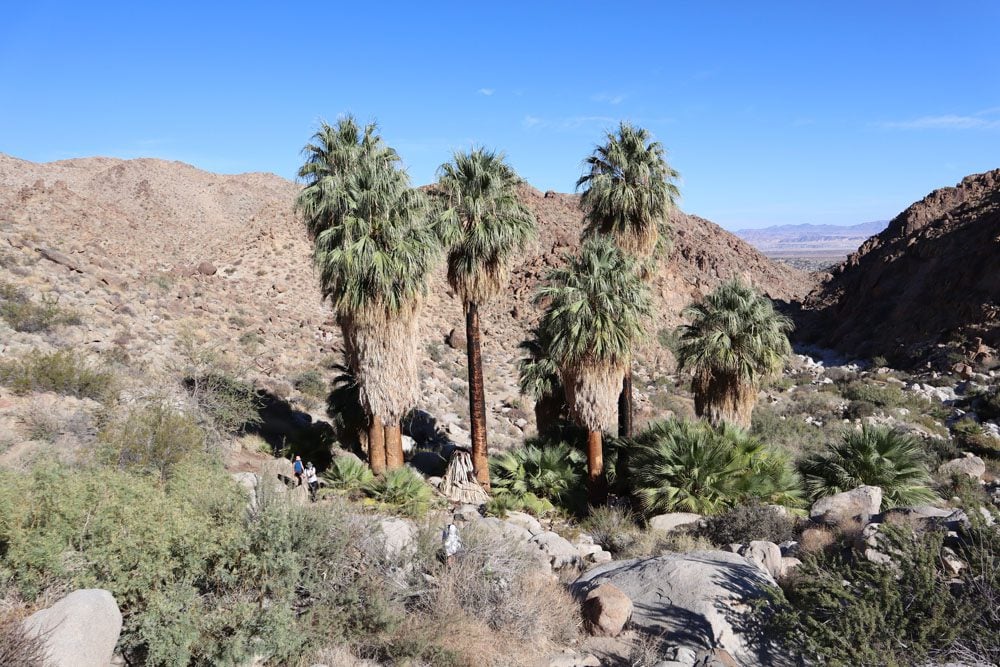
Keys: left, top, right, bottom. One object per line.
{"left": 434, "top": 148, "right": 536, "bottom": 489}
{"left": 577, "top": 122, "right": 680, "bottom": 440}
{"left": 674, "top": 279, "right": 792, "bottom": 428}
{"left": 298, "top": 118, "right": 439, "bottom": 472}
{"left": 536, "top": 237, "right": 651, "bottom": 504}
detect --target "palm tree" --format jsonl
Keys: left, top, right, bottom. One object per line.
{"left": 434, "top": 148, "right": 536, "bottom": 489}
{"left": 674, "top": 279, "right": 792, "bottom": 428}
{"left": 517, "top": 325, "right": 567, "bottom": 437}
{"left": 577, "top": 122, "right": 680, "bottom": 440}
{"left": 800, "top": 426, "right": 937, "bottom": 508}
{"left": 628, "top": 418, "right": 805, "bottom": 515}
{"left": 298, "top": 118, "right": 439, "bottom": 473}
{"left": 536, "top": 237, "right": 651, "bottom": 504}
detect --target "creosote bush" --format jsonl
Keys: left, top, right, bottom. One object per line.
{"left": 700, "top": 501, "right": 796, "bottom": 547}
{"left": 96, "top": 402, "right": 206, "bottom": 478}
{"left": 0, "top": 282, "right": 80, "bottom": 333}
{"left": 0, "top": 349, "right": 115, "bottom": 401}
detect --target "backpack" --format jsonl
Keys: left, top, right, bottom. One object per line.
{"left": 293, "top": 460, "right": 303, "bottom": 474}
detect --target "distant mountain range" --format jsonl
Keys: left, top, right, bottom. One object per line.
{"left": 733, "top": 220, "right": 888, "bottom": 257}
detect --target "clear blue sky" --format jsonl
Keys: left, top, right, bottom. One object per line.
{"left": 2, "top": 1, "right": 998, "bottom": 229}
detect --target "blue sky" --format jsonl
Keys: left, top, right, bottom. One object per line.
{"left": 2, "top": 2, "right": 998, "bottom": 229}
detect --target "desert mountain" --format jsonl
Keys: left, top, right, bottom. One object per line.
{"left": 797, "top": 169, "right": 1000, "bottom": 365}
{"left": 734, "top": 220, "right": 888, "bottom": 257}
{"left": 0, "top": 153, "right": 812, "bottom": 449}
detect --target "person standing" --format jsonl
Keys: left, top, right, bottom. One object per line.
{"left": 305, "top": 462, "right": 319, "bottom": 502}
{"left": 293, "top": 455, "right": 304, "bottom": 486}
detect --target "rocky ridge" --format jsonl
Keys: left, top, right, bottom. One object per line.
{"left": 798, "top": 169, "right": 1000, "bottom": 365}
{"left": 0, "top": 153, "right": 812, "bottom": 453}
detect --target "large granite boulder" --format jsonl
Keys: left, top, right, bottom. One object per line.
{"left": 22, "top": 589, "right": 122, "bottom": 667}
{"left": 573, "top": 551, "right": 777, "bottom": 665}
{"left": 809, "top": 485, "right": 882, "bottom": 525}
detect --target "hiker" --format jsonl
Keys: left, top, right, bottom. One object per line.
{"left": 305, "top": 462, "right": 319, "bottom": 502}
{"left": 441, "top": 523, "right": 462, "bottom": 565}
{"left": 292, "top": 455, "right": 304, "bottom": 486}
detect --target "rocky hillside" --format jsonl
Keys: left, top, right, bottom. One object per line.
{"left": 0, "top": 153, "right": 812, "bottom": 451}
{"left": 797, "top": 169, "right": 1000, "bottom": 365}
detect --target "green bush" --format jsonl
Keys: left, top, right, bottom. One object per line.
{"left": 0, "top": 282, "right": 80, "bottom": 333}
{"left": 489, "top": 440, "right": 586, "bottom": 511}
{"left": 700, "top": 501, "right": 796, "bottom": 547}
{"left": 322, "top": 455, "right": 374, "bottom": 494}
{"left": 293, "top": 369, "right": 327, "bottom": 399}
{"left": 0, "top": 349, "right": 115, "bottom": 401}
{"left": 362, "top": 467, "right": 434, "bottom": 516}
{"left": 185, "top": 372, "right": 262, "bottom": 436}
{"left": 96, "top": 402, "right": 206, "bottom": 478}
{"left": 628, "top": 419, "right": 805, "bottom": 515}
{"left": 840, "top": 379, "right": 904, "bottom": 408}
{"left": 767, "top": 524, "right": 998, "bottom": 666}
{"left": 799, "top": 425, "right": 937, "bottom": 508}
{"left": 750, "top": 403, "right": 836, "bottom": 457}
{"left": 0, "top": 464, "right": 405, "bottom": 666}
{"left": 483, "top": 491, "right": 554, "bottom": 519}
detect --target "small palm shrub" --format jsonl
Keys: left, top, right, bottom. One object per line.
{"left": 628, "top": 419, "right": 805, "bottom": 515}
{"left": 700, "top": 501, "right": 796, "bottom": 547}
{"left": 322, "top": 455, "right": 374, "bottom": 494}
{"left": 0, "top": 349, "right": 115, "bottom": 401}
{"left": 96, "top": 402, "right": 206, "bottom": 478}
{"left": 799, "top": 425, "right": 937, "bottom": 508}
{"left": 363, "top": 467, "right": 433, "bottom": 516}
{"left": 489, "top": 440, "right": 586, "bottom": 510}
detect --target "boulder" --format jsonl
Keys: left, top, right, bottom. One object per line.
{"left": 379, "top": 518, "right": 417, "bottom": 560}
{"left": 573, "top": 551, "right": 777, "bottom": 664}
{"left": 505, "top": 510, "right": 544, "bottom": 535}
{"left": 810, "top": 485, "right": 882, "bottom": 525}
{"left": 648, "top": 512, "right": 703, "bottom": 534}
{"left": 739, "top": 541, "right": 784, "bottom": 579}
{"left": 445, "top": 328, "right": 466, "bottom": 351}
{"left": 197, "top": 260, "right": 217, "bottom": 275}
{"left": 530, "top": 530, "right": 581, "bottom": 570}
{"left": 582, "top": 583, "right": 632, "bottom": 637}
{"left": 22, "top": 589, "right": 122, "bottom": 667}
{"left": 938, "top": 455, "right": 986, "bottom": 480}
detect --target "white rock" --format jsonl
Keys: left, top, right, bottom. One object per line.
{"left": 379, "top": 518, "right": 417, "bottom": 560}
{"left": 810, "top": 485, "right": 882, "bottom": 525}
{"left": 648, "top": 512, "right": 702, "bottom": 534}
{"left": 530, "top": 531, "right": 582, "bottom": 570}
{"left": 22, "top": 589, "right": 122, "bottom": 667}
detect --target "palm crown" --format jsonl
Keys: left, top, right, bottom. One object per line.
{"left": 577, "top": 122, "right": 679, "bottom": 258}
{"left": 435, "top": 148, "right": 536, "bottom": 305}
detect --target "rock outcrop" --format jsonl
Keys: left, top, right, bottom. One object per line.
{"left": 798, "top": 169, "right": 1000, "bottom": 364}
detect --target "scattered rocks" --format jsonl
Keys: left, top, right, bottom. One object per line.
{"left": 582, "top": 582, "right": 632, "bottom": 637}
{"left": 810, "top": 485, "right": 882, "bottom": 525}
{"left": 938, "top": 455, "right": 986, "bottom": 480}
{"left": 22, "top": 589, "right": 122, "bottom": 667}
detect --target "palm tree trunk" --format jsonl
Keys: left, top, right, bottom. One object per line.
{"left": 368, "top": 418, "right": 386, "bottom": 474}
{"left": 587, "top": 429, "right": 608, "bottom": 505}
{"left": 384, "top": 422, "right": 404, "bottom": 470}
{"left": 617, "top": 369, "right": 633, "bottom": 438}
{"left": 466, "top": 302, "right": 491, "bottom": 490}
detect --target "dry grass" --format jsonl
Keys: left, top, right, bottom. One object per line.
{"left": 0, "top": 613, "right": 48, "bottom": 667}
{"left": 798, "top": 526, "right": 837, "bottom": 556}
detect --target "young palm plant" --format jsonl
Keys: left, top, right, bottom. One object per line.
{"left": 299, "top": 118, "right": 440, "bottom": 473}
{"left": 799, "top": 425, "right": 937, "bottom": 508}
{"left": 434, "top": 148, "right": 536, "bottom": 489}
{"left": 674, "top": 279, "right": 792, "bottom": 428}
{"left": 577, "top": 122, "right": 679, "bottom": 439}
{"left": 628, "top": 418, "right": 805, "bottom": 515}
{"left": 536, "top": 237, "right": 651, "bottom": 504}
{"left": 517, "top": 325, "right": 567, "bottom": 437}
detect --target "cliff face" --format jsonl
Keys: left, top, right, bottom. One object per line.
{"left": 798, "top": 169, "right": 1000, "bottom": 363}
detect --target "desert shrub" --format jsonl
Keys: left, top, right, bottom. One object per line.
{"left": 484, "top": 491, "right": 554, "bottom": 519}
{"left": 951, "top": 417, "right": 1000, "bottom": 457}
{"left": 628, "top": 419, "right": 805, "bottom": 515}
{"left": 839, "top": 379, "right": 904, "bottom": 408}
{"left": 0, "top": 613, "right": 48, "bottom": 667}
{"left": 362, "top": 467, "right": 433, "bottom": 516}
{"left": 823, "top": 367, "right": 857, "bottom": 384}
{"left": 96, "top": 402, "right": 206, "bottom": 478}
{"left": 799, "top": 425, "right": 937, "bottom": 508}
{"left": 582, "top": 505, "right": 644, "bottom": 557}
{"left": 323, "top": 455, "right": 374, "bottom": 494}
{"left": 294, "top": 369, "right": 328, "bottom": 399}
{"left": 767, "top": 524, "right": 997, "bottom": 666}
{"left": 750, "top": 403, "right": 835, "bottom": 456}
{"left": 184, "top": 371, "right": 262, "bottom": 436}
{"left": 0, "top": 465, "right": 410, "bottom": 666}
{"left": 971, "top": 386, "right": 1000, "bottom": 421}
{"left": 0, "top": 283, "right": 80, "bottom": 333}
{"left": 797, "top": 526, "right": 838, "bottom": 555}
{"left": 700, "top": 501, "right": 796, "bottom": 547}
{"left": 0, "top": 349, "right": 115, "bottom": 401}
{"left": 490, "top": 440, "right": 586, "bottom": 510}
